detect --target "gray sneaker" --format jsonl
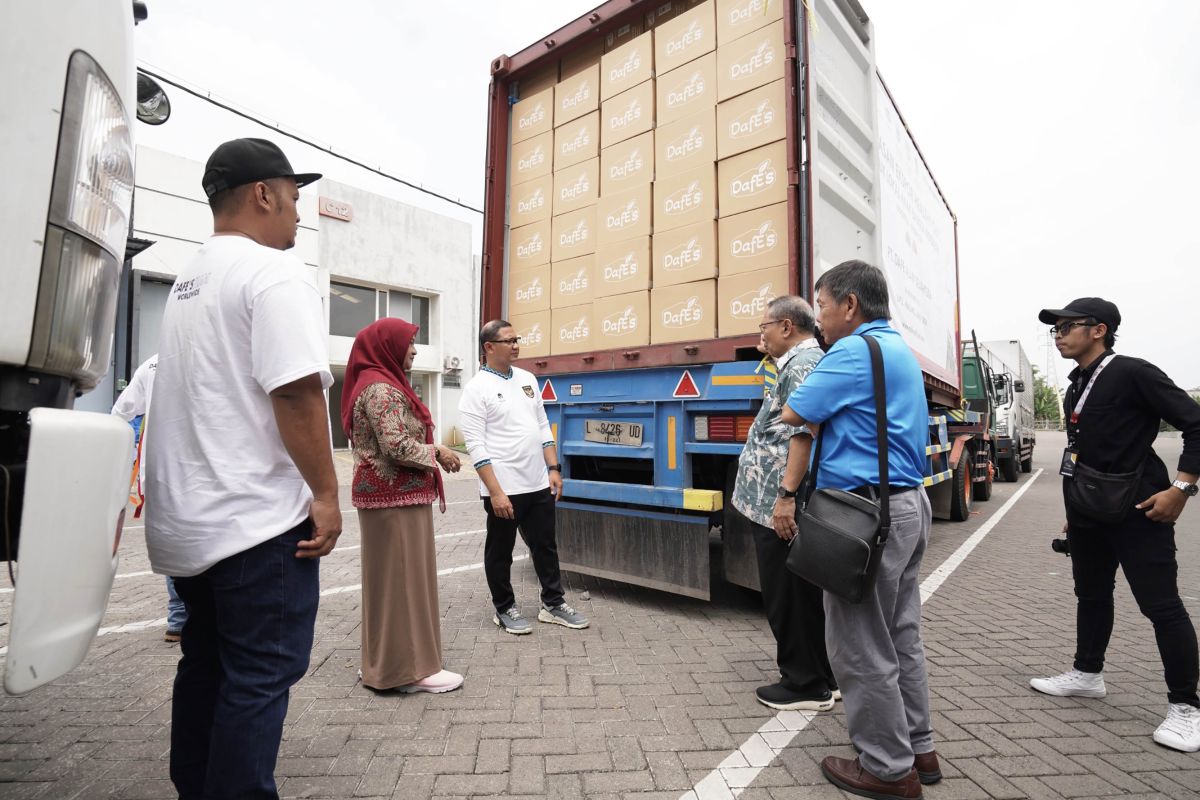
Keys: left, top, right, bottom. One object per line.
{"left": 538, "top": 602, "right": 589, "bottom": 629}
{"left": 493, "top": 606, "right": 532, "bottom": 635}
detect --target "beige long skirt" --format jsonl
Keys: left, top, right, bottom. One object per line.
{"left": 358, "top": 505, "right": 442, "bottom": 689}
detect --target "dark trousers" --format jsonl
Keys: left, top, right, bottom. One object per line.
{"left": 171, "top": 520, "right": 320, "bottom": 799}
{"left": 1069, "top": 512, "right": 1200, "bottom": 707}
{"left": 483, "top": 489, "right": 565, "bottom": 612}
{"left": 750, "top": 518, "right": 836, "bottom": 696}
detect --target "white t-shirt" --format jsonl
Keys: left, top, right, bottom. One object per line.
{"left": 111, "top": 353, "right": 157, "bottom": 487}
{"left": 145, "top": 235, "right": 332, "bottom": 577}
{"left": 458, "top": 365, "right": 554, "bottom": 496}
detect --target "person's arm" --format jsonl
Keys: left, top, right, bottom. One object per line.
{"left": 270, "top": 373, "right": 342, "bottom": 557}
{"left": 772, "top": 431, "right": 814, "bottom": 540}
{"left": 781, "top": 339, "right": 859, "bottom": 428}
{"left": 1133, "top": 362, "right": 1200, "bottom": 522}
{"left": 459, "top": 385, "right": 512, "bottom": 518}
{"left": 533, "top": 384, "right": 562, "bottom": 500}
{"left": 362, "top": 385, "right": 438, "bottom": 472}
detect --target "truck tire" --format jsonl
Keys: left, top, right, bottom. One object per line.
{"left": 949, "top": 450, "right": 973, "bottom": 522}
{"left": 1021, "top": 452, "right": 1033, "bottom": 473}
{"left": 973, "top": 457, "right": 994, "bottom": 501}
{"left": 1000, "top": 455, "right": 1019, "bottom": 483}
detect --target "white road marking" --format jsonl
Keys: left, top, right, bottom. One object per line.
{"left": 678, "top": 469, "right": 1044, "bottom": 799}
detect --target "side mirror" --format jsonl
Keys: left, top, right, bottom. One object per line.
{"left": 136, "top": 72, "right": 171, "bottom": 125}
{"left": 1013, "top": 380, "right": 1026, "bottom": 393}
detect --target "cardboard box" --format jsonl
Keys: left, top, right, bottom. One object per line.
{"left": 718, "top": 139, "right": 787, "bottom": 217}
{"left": 652, "top": 220, "right": 717, "bottom": 287}
{"left": 592, "top": 290, "right": 651, "bottom": 348}
{"left": 603, "top": 19, "right": 646, "bottom": 55}
{"left": 517, "top": 65, "right": 558, "bottom": 98}
{"left": 509, "top": 219, "right": 551, "bottom": 271}
{"left": 601, "top": 32, "right": 654, "bottom": 100}
{"left": 510, "top": 131, "right": 553, "bottom": 187}
{"left": 718, "top": 264, "right": 789, "bottom": 335}
{"left": 601, "top": 80, "right": 655, "bottom": 149}
{"left": 554, "top": 111, "right": 599, "bottom": 169}
{"left": 716, "top": 19, "right": 784, "bottom": 101}
{"left": 561, "top": 39, "right": 603, "bottom": 80}
{"left": 597, "top": 184, "right": 653, "bottom": 247}
{"left": 651, "top": 279, "right": 716, "bottom": 343}
{"left": 654, "top": 1, "right": 716, "bottom": 75}
{"left": 551, "top": 303, "right": 595, "bottom": 355}
{"left": 647, "top": 0, "right": 689, "bottom": 28}
{"left": 655, "top": 51, "right": 717, "bottom": 126}
{"left": 717, "top": 201, "right": 788, "bottom": 275}
{"left": 551, "top": 254, "right": 595, "bottom": 308}
{"left": 554, "top": 63, "right": 600, "bottom": 127}
{"left": 553, "top": 158, "right": 599, "bottom": 215}
{"left": 716, "top": 0, "right": 783, "bottom": 46}
{"left": 509, "top": 309, "right": 551, "bottom": 359}
{"left": 594, "top": 236, "right": 652, "bottom": 297}
{"left": 509, "top": 173, "right": 552, "bottom": 228}
{"left": 511, "top": 85, "right": 553, "bottom": 144}
{"left": 600, "top": 130, "right": 655, "bottom": 196}
{"left": 654, "top": 164, "right": 717, "bottom": 232}
{"left": 507, "top": 264, "right": 551, "bottom": 316}
{"left": 655, "top": 107, "right": 716, "bottom": 179}
{"left": 716, "top": 78, "right": 786, "bottom": 159}
{"left": 551, "top": 205, "right": 598, "bottom": 262}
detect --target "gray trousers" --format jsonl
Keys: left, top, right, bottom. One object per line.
{"left": 824, "top": 487, "right": 934, "bottom": 782}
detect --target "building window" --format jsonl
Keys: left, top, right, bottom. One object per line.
{"left": 329, "top": 281, "right": 377, "bottom": 338}
{"left": 387, "top": 290, "right": 430, "bottom": 344}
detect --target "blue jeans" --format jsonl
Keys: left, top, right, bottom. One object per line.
{"left": 170, "top": 520, "right": 319, "bottom": 800}
{"left": 166, "top": 576, "right": 188, "bottom": 633}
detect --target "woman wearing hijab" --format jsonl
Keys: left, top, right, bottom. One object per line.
{"left": 341, "top": 317, "right": 464, "bottom": 693}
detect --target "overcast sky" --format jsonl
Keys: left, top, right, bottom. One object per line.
{"left": 134, "top": 1, "right": 1200, "bottom": 391}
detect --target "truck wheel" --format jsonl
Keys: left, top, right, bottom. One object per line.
{"left": 1021, "top": 453, "right": 1033, "bottom": 473}
{"left": 1000, "top": 456, "right": 1019, "bottom": 483}
{"left": 973, "top": 458, "right": 994, "bottom": 501}
{"left": 949, "top": 450, "right": 973, "bottom": 522}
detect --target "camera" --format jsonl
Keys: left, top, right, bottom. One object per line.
{"left": 1051, "top": 538, "right": 1070, "bottom": 556}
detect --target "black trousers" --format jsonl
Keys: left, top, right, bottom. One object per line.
{"left": 483, "top": 489, "right": 565, "bottom": 613}
{"left": 750, "top": 517, "right": 836, "bottom": 696}
{"left": 1068, "top": 511, "right": 1199, "bottom": 707}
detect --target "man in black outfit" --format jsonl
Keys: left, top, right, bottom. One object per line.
{"left": 1030, "top": 297, "right": 1200, "bottom": 753}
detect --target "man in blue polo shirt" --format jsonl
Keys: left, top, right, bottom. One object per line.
{"left": 780, "top": 260, "right": 937, "bottom": 800}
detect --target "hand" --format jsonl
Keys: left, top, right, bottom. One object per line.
{"left": 1136, "top": 488, "right": 1188, "bottom": 523}
{"left": 297, "top": 496, "right": 342, "bottom": 558}
{"left": 772, "top": 497, "right": 798, "bottom": 541}
{"left": 489, "top": 491, "right": 514, "bottom": 520}
{"left": 436, "top": 446, "right": 461, "bottom": 473}
{"left": 548, "top": 470, "right": 563, "bottom": 501}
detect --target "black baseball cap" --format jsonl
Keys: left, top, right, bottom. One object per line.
{"left": 201, "top": 138, "right": 321, "bottom": 198}
{"left": 1038, "top": 297, "right": 1121, "bottom": 330}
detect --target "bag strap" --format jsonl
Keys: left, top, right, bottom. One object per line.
{"left": 862, "top": 334, "right": 891, "bottom": 542}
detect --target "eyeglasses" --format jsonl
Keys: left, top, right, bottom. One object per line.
{"left": 1049, "top": 321, "right": 1096, "bottom": 338}
{"left": 758, "top": 319, "right": 787, "bottom": 334}
{"left": 489, "top": 337, "right": 521, "bottom": 346}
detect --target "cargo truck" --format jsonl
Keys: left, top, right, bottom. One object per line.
{"left": 1, "top": 0, "right": 167, "bottom": 693}
{"left": 980, "top": 339, "right": 1036, "bottom": 480}
{"left": 481, "top": 0, "right": 985, "bottom": 598}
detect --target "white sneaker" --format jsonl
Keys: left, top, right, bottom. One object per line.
{"left": 1030, "top": 669, "right": 1107, "bottom": 698}
{"left": 1153, "top": 703, "right": 1200, "bottom": 753}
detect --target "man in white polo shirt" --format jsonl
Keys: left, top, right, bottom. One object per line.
{"left": 459, "top": 320, "right": 588, "bottom": 634}
{"left": 145, "top": 138, "right": 341, "bottom": 800}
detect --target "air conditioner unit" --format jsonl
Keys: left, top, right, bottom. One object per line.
{"left": 443, "top": 354, "right": 463, "bottom": 372}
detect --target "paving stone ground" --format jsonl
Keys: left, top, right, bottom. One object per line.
{"left": 1, "top": 431, "right": 1197, "bottom": 799}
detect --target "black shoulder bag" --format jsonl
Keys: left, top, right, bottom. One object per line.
{"left": 785, "top": 334, "right": 889, "bottom": 604}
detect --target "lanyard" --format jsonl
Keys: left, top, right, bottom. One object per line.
{"left": 1068, "top": 354, "right": 1116, "bottom": 441}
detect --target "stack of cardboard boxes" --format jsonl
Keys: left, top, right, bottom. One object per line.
{"left": 507, "top": 0, "right": 791, "bottom": 358}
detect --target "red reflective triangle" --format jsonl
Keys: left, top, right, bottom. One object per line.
{"left": 541, "top": 380, "right": 558, "bottom": 402}
{"left": 673, "top": 370, "right": 701, "bottom": 398}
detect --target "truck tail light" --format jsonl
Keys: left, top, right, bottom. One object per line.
{"left": 693, "top": 414, "right": 756, "bottom": 443}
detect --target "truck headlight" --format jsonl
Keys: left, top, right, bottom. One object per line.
{"left": 26, "top": 49, "right": 133, "bottom": 390}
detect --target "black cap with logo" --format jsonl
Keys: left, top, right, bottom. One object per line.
{"left": 201, "top": 138, "right": 322, "bottom": 199}
{"left": 1038, "top": 297, "right": 1121, "bottom": 331}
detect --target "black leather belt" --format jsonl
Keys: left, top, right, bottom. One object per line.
{"left": 850, "top": 484, "right": 919, "bottom": 500}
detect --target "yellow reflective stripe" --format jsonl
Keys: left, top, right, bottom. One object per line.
{"left": 551, "top": 423, "right": 558, "bottom": 444}
{"left": 711, "top": 375, "right": 765, "bottom": 386}
{"left": 683, "top": 488, "right": 723, "bottom": 511}
{"left": 924, "top": 470, "right": 953, "bottom": 486}
{"left": 668, "top": 415, "right": 677, "bottom": 470}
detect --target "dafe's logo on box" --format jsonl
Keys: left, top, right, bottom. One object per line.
{"left": 730, "top": 221, "right": 779, "bottom": 258}
{"left": 609, "top": 50, "right": 641, "bottom": 83}
{"left": 561, "top": 82, "right": 592, "bottom": 112}
{"left": 602, "top": 252, "right": 641, "bottom": 283}
{"left": 662, "top": 296, "right": 704, "bottom": 328}
{"left": 559, "top": 316, "right": 590, "bottom": 343}
{"left": 514, "top": 277, "right": 544, "bottom": 304}
{"left": 518, "top": 323, "right": 544, "bottom": 347}
{"left": 666, "top": 127, "right": 705, "bottom": 163}
{"left": 666, "top": 70, "right": 707, "bottom": 110}
{"left": 561, "top": 127, "right": 591, "bottom": 157}
{"left": 601, "top": 306, "right": 639, "bottom": 336}
{"left": 518, "top": 145, "right": 546, "bottom": 173}
{"left": 729, "top": 101, "right": 776, "bottom": 139}
{"left": 664, "top": 181, "right": 705, "bottom": 215}
{"left": 610, "top": 99, "right": 643, "bottom": 131}
{"left": 730, "top": 41, "right": 776, "bottom": 80}
{"left": 728, "top": 0, "right": 772, "bottom": 27}
{"left": 517, "top": 188, "right": 545, "bottom": 215}
{"left": 558, "top": 268, "right": 589, "bottom": 296}
{"left": 559, "top": 220, "right": 591, "bottom": 248}
{"left": 518, "top": 102, "right": 546, "bottom": 130}
{"left": 665, "top": 20, "right": 704, "bottom": 57}
{"left": 730, "top": 282, "right": 777, "bottom": 319}
{"left": 730, "top": 159, "right": 778, "bottom": 198}
{"left": 515, "top": 232, "right": 544, "bottom": 260}
{"left": 663, "top": 238, "right": 703, "bottom": 272}
{"left": 605, "top": 199, "right": 641, "bottom": 232}
{"left": 561, "top": 173, "right": 591, "bottom": 203}
{"left": 609, "top": 149, "right": 645, "bottom": 181}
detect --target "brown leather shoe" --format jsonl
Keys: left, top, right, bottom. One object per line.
{"left": 913, "top": 751, "right": 942, "bottom": 785}
{"left": 821, "top": 756, "right": 922, "bottom": 799}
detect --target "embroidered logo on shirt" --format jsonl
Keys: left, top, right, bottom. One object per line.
{"left": 523, "top": 385, "right": 535, "bottom": 398}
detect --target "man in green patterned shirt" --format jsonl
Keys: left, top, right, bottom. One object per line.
{"left": 732, "top": 296, "right": 838, "bottom": 712}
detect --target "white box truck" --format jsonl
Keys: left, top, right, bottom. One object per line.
{"left": 982, "top": 339, "right": 1036, "bottom": 481}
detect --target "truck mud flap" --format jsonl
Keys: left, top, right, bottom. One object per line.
{"left": 556, "top": 504, "right": 711, "bottom": 600}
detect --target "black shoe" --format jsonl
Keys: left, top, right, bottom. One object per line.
{"left": 755, "top": 682, "right": 835, "bottom": 711}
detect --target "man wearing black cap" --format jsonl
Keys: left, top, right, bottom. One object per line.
{"left": 146, "top": 138, "right": 341, "bottom": 796}
{"left": 1030, "top": 297, "right": 1200, "bottom": 753}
